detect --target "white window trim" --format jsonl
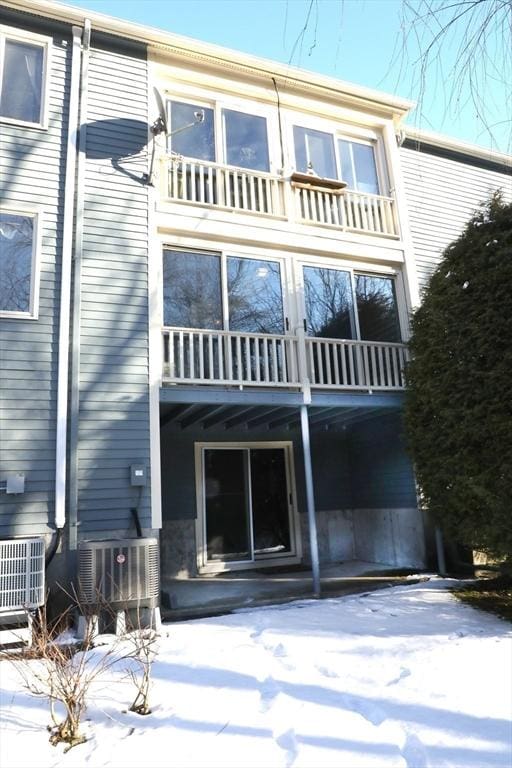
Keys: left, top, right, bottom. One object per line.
{"left": 0, "top": 24, "right": 52, "bottom": 130}
{"left": 295, "top": 257, "right": 406, "bottom": 342}
{"left": 285, "top": 112, "right": 389, "bottom": 195}
{"left": 194, "top": 441, "right": 302, "bottom": 574}
{"left": 166, "top": 92, "right": 280, "bottom": 173}
{"left": 0, "top": 206, "right": 42, "bottom": 320}
{"left": 162, "top": 244, "right": 290, "bottom": 334}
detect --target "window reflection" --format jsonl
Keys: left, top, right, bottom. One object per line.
{"left": 223, "top": 110, "right": 269, "bottom": 171}
{"left": 163, "top": 250, "right": 222, "bottom": 329}
{"left": 293, "top": 126, "right": 336, "bottom": 178}
{"left": 0, "top": 213, "right": 33, "bottom": 313}
{"left": 169, "top": 101, "right": 215, "bottom": 161}
{"left": 0, "top": 40, "right": 43, "bottom": 123}
{"left": 303, "top": 266, "right": 355, "bottom": 339}
{"left": 355, "top": 274, "right": 401, "bottom": 342}
{"left": 227, "top": 257, "right": 284, "bottom": 334}
{"left": 339, "top": 140, "right": 379, "bottom": 194}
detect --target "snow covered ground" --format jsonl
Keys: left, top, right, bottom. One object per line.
{"left": 0, "top": 578, "right": 511, "bottom": 768}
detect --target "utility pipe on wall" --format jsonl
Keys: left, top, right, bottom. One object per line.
{"left": 54, "top": 25, "right": 83, "bottom": 530}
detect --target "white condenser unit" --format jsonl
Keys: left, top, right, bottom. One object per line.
{"left": 78, "top": 538, "right": 159, "bottom": 609}
{"left": 0, "top": 537, "right": 45, "bottom": 613}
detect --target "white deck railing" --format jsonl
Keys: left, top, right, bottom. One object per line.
{"left": 162, "top": 156, "right": 286, "bottom": 217}
{"left": 294, "top": 186, "right": 398, "bottom": 237}
{"left": 162, "top": 327, "right": 300, "bottom": 387}
{"left": 162, "top": 328, "right": 408, "bottom": 391}
{"left": 305, "top": 337, "right": 409, "bottom": 390}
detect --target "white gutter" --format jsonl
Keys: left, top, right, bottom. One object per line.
{"left": 404, "top": 127, "right": 512, "bottom": 168}
{"left": 54, "top": 24, "right": 82, "bottom": 529}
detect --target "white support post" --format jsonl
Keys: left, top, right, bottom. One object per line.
{"left": 300, "top": 405, "right": 321, "bottom": 597}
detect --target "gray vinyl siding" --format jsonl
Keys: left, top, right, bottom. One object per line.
{"left": 0, "top": 19, "right": 71, "bottom": 537}
{"left": 400, "top": 145, "right": 512, "bottom": 294}
{"left": 77, "top": 40, "right": 151, "bottom": 537}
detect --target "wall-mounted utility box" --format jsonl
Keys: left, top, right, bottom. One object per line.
{"left": 130, "top": 465, "right": 146, "bottom": 486}
{"left": 6, "top": 475, "right": 25, "bottom": 494}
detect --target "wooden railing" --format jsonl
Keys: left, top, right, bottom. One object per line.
{"left": 162, "top": 155, "right": 285, "bottom": 217}
{"left": 162, "top": 328, "right": 300, "bottom": 387}
{"left": 162, "top": 328, "right": 408, "bottom": 392}
{"left": 294, "top": 186, "right": 398, "bottom": 237}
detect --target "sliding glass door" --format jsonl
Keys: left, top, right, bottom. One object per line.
{"left": 199, "top": 444, "right": 297, "bottom": 568}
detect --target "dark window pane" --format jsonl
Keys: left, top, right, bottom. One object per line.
{"left": 169, "top": 101, "right": 215, "bottom": 161}
{"left": 339, "top": 140, "right": 379, "bottom": 194}
{"left": 303, "top": 266, "right": 355, "bottom": 339}
{"left": 0, "top": 40, "right": 43, "bottom": 123}
{"left": 227, "top": 257, "right": 284, "bottom": 334}
{"left": 293, "top": 126, "right": 336, "bottom": 178}
{"left": 0, "top": 213, "right": 33, "bottom": 312}
{"left": 224, "top": 109, "right": 269, "bottom": 171}
{"left": 355, "top": 274, "right": 401, "bottom": 342}
{"left": 205, "top": 449, "right": 251, "bottom": 562}
{"left": 163, "top": 250, "right": 222, "bottom": 329}
{"left": 251, "top": 449, "right": 291, "bottom": 555}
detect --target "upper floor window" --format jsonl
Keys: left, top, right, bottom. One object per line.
{"left": 169, "top": 99, "right": 270, "bottom": 172}
{"left": 0, "top": 209, "right": 41, "bottom": 318}
{"left": 293, "top": 125, "right": 381, "bottom": 194}
{"left": 0, "top": 27, "right": 51, "bottom": 127}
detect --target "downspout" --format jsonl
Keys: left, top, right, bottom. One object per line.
{"left": 53, "top": 25, "right": 83, "bottom": 537}
{"left": 68, "top": 19, "right": 91, "bottom": 551}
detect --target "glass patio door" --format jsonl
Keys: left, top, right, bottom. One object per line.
{"left": 202, "top": 445, "right": 294, "bottom": 565}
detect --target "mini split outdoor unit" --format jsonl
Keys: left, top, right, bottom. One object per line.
{"left": 0, "top": 537, "right": 45, "bottom": 613}
{"left": 77, "top": 538, "right": 159, "bottom": 609}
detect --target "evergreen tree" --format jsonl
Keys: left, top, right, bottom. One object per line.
{"left": 405, "top": 193, "right": 512, "bottom": 565}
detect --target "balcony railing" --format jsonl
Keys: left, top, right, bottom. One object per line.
{"left": 294, "top": 186, "right": 398, "bottom": 237}
{"left": 161, "top": 156, "right": 400, "bottom": 238}
{"left": 162, "top": 327, "right": 408, "bottom": 392}
{"left": 305, "top": 337, "right": 408, "bottom": 390}
{"left": 162, "top": 156, "right": 286, "bottom": 217}
{"left": 162, "top": 327, "right": 300, "bottom": 387}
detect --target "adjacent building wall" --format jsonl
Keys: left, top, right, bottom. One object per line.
{"left": 401, "top": 141, "right": 512, "bottom": 294}
{"left": 0, "top": 11, "right": 71, "bottom": 539}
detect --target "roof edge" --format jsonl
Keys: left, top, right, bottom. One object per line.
{"left": 404, "top": 127, "right": 511, "bottom": 169}
{"left": 2, "top": 0, "right": 415, "bottom": 117}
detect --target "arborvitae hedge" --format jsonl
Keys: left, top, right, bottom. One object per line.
{"left": 405, "top": 194, "right": 512, "bottom": 563}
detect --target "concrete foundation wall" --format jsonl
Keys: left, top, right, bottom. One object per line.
{"left": 352, "top": 507, "right": 426, "bottom": 567}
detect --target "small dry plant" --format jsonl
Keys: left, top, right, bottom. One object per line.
{"left": 124, "top": 620, "right": 158, "bottom": 716}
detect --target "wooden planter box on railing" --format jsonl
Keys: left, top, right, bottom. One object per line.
{"left": 162, "top": 155, "right": 286, "bottom": 217}
{"left": 294, "top": 185, "right": 398, "bottom": 237}
{"left": 162, "top": 327, "right": 300, "bottom": 387}
{"left": 162, "top": 328, "right": 409, "bottom": 392}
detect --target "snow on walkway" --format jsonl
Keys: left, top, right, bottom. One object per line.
{"left": 0, "top": 579, "right": 511, "bottom": 768}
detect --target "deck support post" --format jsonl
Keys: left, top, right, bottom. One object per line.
{"left": 300, "top": 405, "right": 321, "bottom": 597}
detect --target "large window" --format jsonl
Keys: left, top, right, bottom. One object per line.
{"left": 294, "top": 125, "right": 382, "bottom": 194}
{"left": 163, "top": 249, "right": 285, "bottom": 334}
{"left": 0, "top": 28, "right": 50, "bottom": 126}
{"left": 0, "top": 210, "right": 40, "bottom": 318}
{"left": 303, "top": 265, "right": 401, "bottom": 343}
{"left": 168, "top": 99, "right": 270, "bottom": 172}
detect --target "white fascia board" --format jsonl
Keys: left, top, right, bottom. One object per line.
{"left": 404, "top": 127, "right": 512, "bottom": 168}
{"left": 6, "top": 0, "right": 414, "bottom": 119}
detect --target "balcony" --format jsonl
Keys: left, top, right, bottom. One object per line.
{"left": 162, "top": 156, "right": 285, "bottom": 217}
{"left": 160, "top": 155, "right": 399, "bottom": 238}
{"left": 162, "top": 327, "right": 408, "bottom": 392}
